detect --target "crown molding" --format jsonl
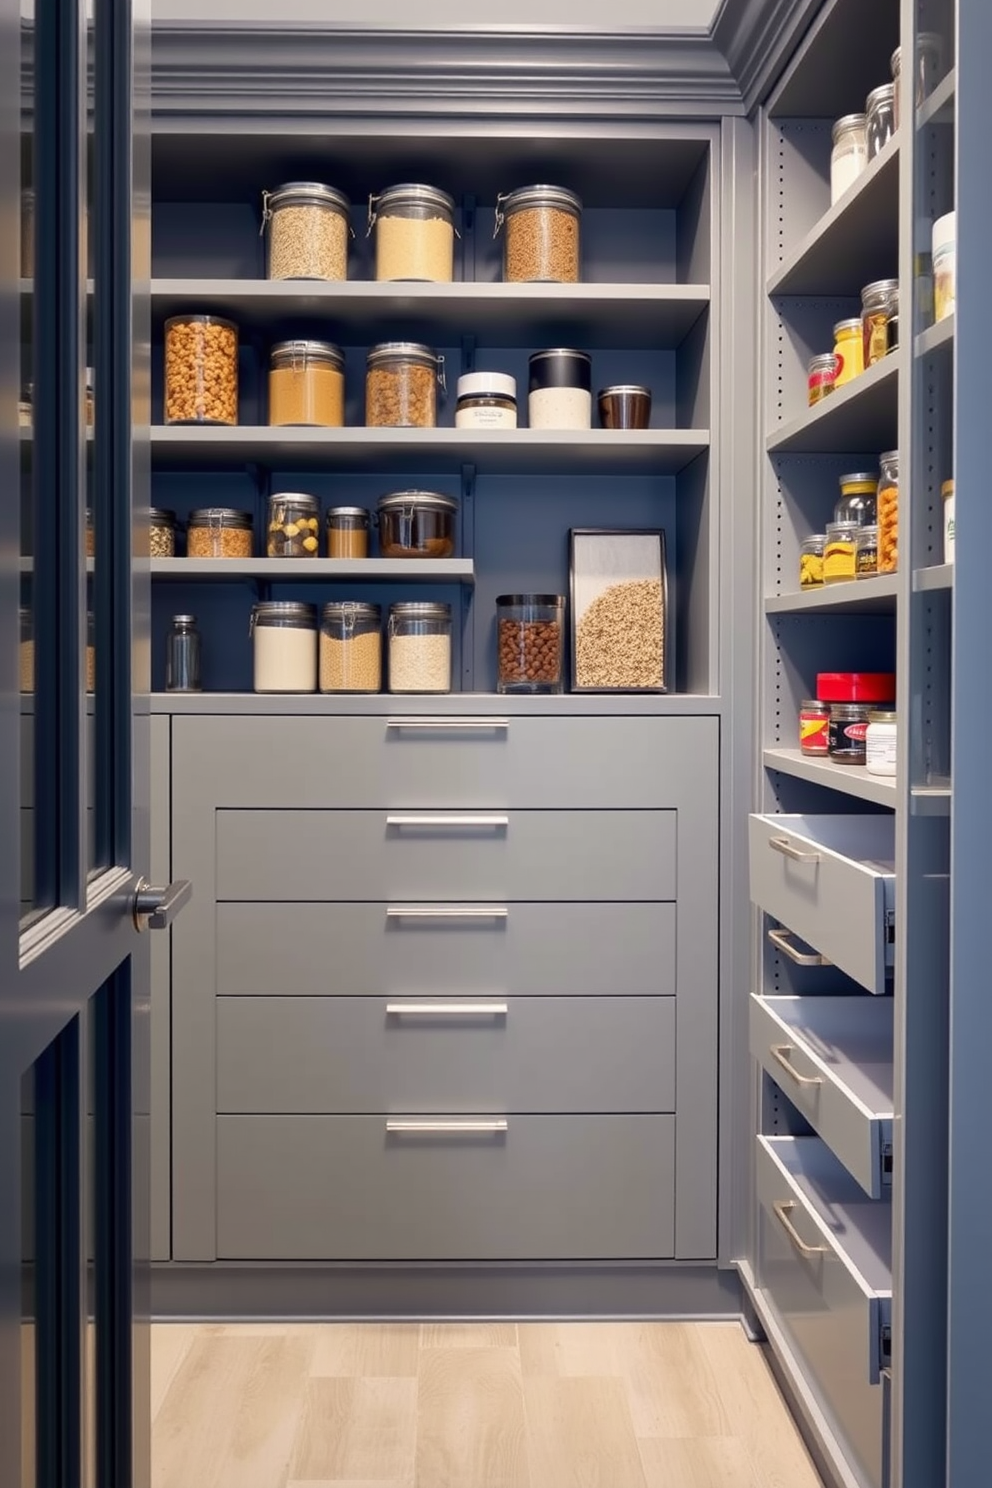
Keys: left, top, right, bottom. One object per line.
{"left": 711, "top": 0, "right": 821, "bottom": 111}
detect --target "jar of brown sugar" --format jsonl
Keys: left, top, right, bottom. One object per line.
{"left": 495, "top": 185, "right": 581, "bottom": 283}
{"left": 366, "top": 342, "right": 445, "bottom": 428}
{"left": 269, "top": 339, "right": 345, "bottom": 427}
{"left": 187, "top": 508, "right": 253, "bottom": 559}
{"left": 326, "top": 507, "right": 370, "bottom": 558}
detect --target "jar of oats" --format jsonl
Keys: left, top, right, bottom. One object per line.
{"left": 366, "top": 342, "right": 445, "bottom": 428}
{"left": 262, "top": 181, "right": 351, "bottom": 281}
{"left": 387, "top": 602, "right": 452, "bottom": 694}
{"left": 164, "top": 315, "right": 238, "bottom": 425}
{"left": 320, "top": 602, "right": 382, "bottom": 694}
{"left": 268, "top": 339, "right": 345, "bottom": 427}
{"left": 369, "top": 184, "right": 456, "bottom": 282}
{"left": 496, "top": 185, "right": 581, "bottom": 283}
{"left": 187, "top": 508, "right": 253, "bottom": 559}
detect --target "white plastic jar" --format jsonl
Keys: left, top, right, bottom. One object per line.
{"left": 528, "top": 348, "right": 591, "bottom": 430}
{"left": 250, "top": 601, "right": 318, "bottom": 693}
{"left": 830, "top": 114, "right": 868, "bottom": 204}
{"left": 932, "top": 211, "right": 956, "bottom": 322}
{"left": 865, "top": 711, "right": 898, "bottom": 776}
{"left": 455, "top": 372, "right": 517, "bottom": 429}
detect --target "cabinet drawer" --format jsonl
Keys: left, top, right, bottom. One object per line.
{"left": 216, "top": 1114, "right": 675, "bottom": 1261}
{"left": 216, "top": 809, "right": 676, "bottom": 903}
{"left": 749, "top": 815, "right": 895, "bottom": 994}
{"left": 216, "top": 995, "right": 675, "bottom": 1115}
{"left": 756, "top": 1135, "right": 891, "bottom": 1488}
{"left": 750, "top": 996, "right": 893, "bottom": 1198}
{"left": 215, "top": 902, "right": 676, "bottom": 998}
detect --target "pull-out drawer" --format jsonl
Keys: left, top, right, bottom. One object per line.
{"left": 216, "top": 809, "right": 676, "bottom": 903}
{"left": 750, "top": 996, "right": 893, "bottom": 1198}
{"left": 749, "top": 815, "right": 895, "bottom": 994}
{"left": 215, "top": 902, "right": 676, "bottom": 998}
{"left": 217, "top": 995, "right": 675, "bottom": 1115}
{"left": 757, "top": 1135, "right": 891, "bottom": 1488}
{"left": 216, "top": 1114, "right": 676, "bottom": 1261}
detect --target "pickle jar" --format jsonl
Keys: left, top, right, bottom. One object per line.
{"left": 495, "top": 185, "right": 582, "bottom": 284}
{"left": 187, "top": 508, "right": 253, "bottom": 559}
{"left": 319, "top": 602, "right": 382, "bottom": 694}
{"left": 326, "top": 507, "right": 370, "bottom": 559}
{"left": 835, "top": 471, "right": 878, "bottom": 526}
{"left": 832, "top": 318, "right": 865, "bottom": 386}
{"left": 855, "top": 524, "right": 879, "bottom": 577}
{"left": 365, "top": 342, "right": 445, "bottom": 428}
{"left": 878, "top": 451, "right": 899, "bottom": 573}
{"left": 862, "top": 279, "right": 898, "bottom": 367}
{"left": 267, "top": 492, "right": 320, "bottom": 557}
{"left": 268, "top": 339, "right": 345, "bottom": 427}
{"left": 824, "top": 521, "right": 859, "bottom": 583}
{"left": 799, "top": 534, "right": 826, "bottom": 588}
{"left": 262, "top": 181, "right": 351, "bottom": 281}
{"left": 164, "top": 314, "right": 238, "bottom": 425}
{"left": 368, "top": 184, "right": 456, "bottom": 283}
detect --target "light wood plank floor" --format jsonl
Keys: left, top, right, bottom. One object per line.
{"left": 151, "top": 1321, "right": 823, "bottom": 1488}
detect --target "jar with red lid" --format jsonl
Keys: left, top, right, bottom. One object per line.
{"left": 816, "top": 671, "right": 896, "bottom": 704}
{"left": 799, "top": 699, "right": 830, "bottom": 756}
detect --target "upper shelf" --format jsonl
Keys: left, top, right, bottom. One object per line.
{"left": 150, "top": 558, "right": 474, "bottom": 585}
{"left": 764, "top": 748, "right": 898, "bottom": 808}
{"left": 767, "top": 138, "right": 899, "bottom": 298}
{"left": 150, "top": 281, "right": 711, "bottom": 351}
{"left": 765, "top": 574, "right": 898, "bottom": 615}
{"left": 767, "top": 353, "right": 900, "bottom": 456}
{"left": 918, "top": 69, "right": 956, "bottom": 129}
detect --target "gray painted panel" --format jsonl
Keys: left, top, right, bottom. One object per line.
{"left": 216, "top": 1114, "right": 676, "bottom": 1261}
{"left": 216, "top": 995, "right": 676, "bottom": 1115}
{"left": 216, "top": 902, "right": 677, "bottom": 998}
{"left": 150, "top": 716, "right": 172, "bottom": 1261}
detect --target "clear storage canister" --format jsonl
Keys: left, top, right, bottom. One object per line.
{"left": 262, "top": 181, "right": 351, "bottom": 282}
{"left": 878, "top": 450, "right": 899, "bottom": 573}
{"left": 268, "top": 339, "right": 345, "bottom": 427}
{"left": 528, "top": 348, "right": 591, "bottom": 430}
{"left": 866, "top": 83, "right": 896, "bottom": 160}
{"left": 830, "top": 114, "right": 868, "bottom": 204}
{"left": 366, "top": 342, "right": 444, "bottom": 428}
{"left": 326, "top": 506, "right": 370, "bottom": 558}
{"left": 942, "top": 479, "right": 955, "bottom": 563}
{"left": 250, "top": 601, "right": 317, "bottom": 693}
{"left": 862, "top": 279, "right": 898, "bottom": 367}
{"left": 369, "top": 184, "right": 456, "bottom": 283}
{"left": 267, "top": 492, "right": 320, "bottom": 556}
{"left": 891, "top": 33, "right": 943, "bottom": 129}
{"left": 164, "top": 314, "right": 238, "bottom": 425}
{"left": 807, "top": 352, "right": 838, "bottom": 405}
{"left": 150, "top": 508, "right": 176, "bottom": 558}
{"left": 377, "top": 490, "right": 457, "bottom": 558}
{"left": 165, "top": 614, "right": 202, "bottom": 693}
{"left": 835, "top": 472, "right": 878, "bottom": 526}
{"left": 799, "top": 534, "right": 826, "bottom": 588}
{"left": 320, "top": 601, "right": 382, "bottom": 693}
{"left": 496, "top": 594, "right": 565, "bottom": 695}
{"left": 388, "top": 601, "right": 452, "bottom": 694}
{"left": 187, "top": 507, "right": 253, "bottom": 559}
{"left": 495, "top": 184, "right": 581, "bottom": 284}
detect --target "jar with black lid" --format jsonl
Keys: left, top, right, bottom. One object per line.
{"left": 528, "top": 348, "right": 591, "bottom": 430}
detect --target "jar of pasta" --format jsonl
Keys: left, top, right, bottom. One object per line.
{"left": 268, "top": 339, "right": 345, "bottom": 427}
{"left": 495, "top": 185, "right": 582, "bottom": 283}
{"left": 187, "top": 508, "right": 253, "bottom": 559}
{"left": 320, "top": 602, "right": 382, "bottom": 694}
{"left": 262, "top": 181, "right": 351, "bottom": 281}
{"left": 366, "top": 342, "right": 445, "bottom": 428}
{"left": 368, "top": 184, "right": 456, "bottom": 282}
{"left": 878, "top": 451, "right": 899, "bottom": 573}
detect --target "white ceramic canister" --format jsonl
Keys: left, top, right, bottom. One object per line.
{"left": 527, "top": 348, "right": 591, "bottom": 430}
{"left": 932, "top": 210, "right": 956, "bottom": 322}
{"left": 454, "top": 372, "right": 517, "bottom": 429}
{"left": 865, "top": 711, "right": 898, "bottom": 777}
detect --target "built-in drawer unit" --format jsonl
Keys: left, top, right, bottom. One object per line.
{"left": 216, "top": 1114, "right": 676, "bottom": 1261}
{"left": 216, "top": 995, "right": 676, "bottom": 1115}
{"left": 215, "top": 901, "right": 676, "bottom": 998}
{"left": 750, "top": 996, "right": 893, "bottom": 1198}
{"left": 216, "top": 809, "right": 677, "bottom": 903}
{"left": 756, "top": 1135, "right": 891, "bottom": 1488}
{"left": 749, "top": 815, "right": 895, "bottom": 995}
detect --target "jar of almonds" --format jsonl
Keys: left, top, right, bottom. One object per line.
{"left": 164, "top": 314, "right": 239, "bottom": 425}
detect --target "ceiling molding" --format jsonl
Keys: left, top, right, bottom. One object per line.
{"left": 711, "top": 0, "right": 820, "bottom": 111}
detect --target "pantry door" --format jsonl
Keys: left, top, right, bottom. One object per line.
{"left": 0, "top": 0, "right": 168, "bottom": 1484}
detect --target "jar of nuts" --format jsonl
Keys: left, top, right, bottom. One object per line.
{"left": 320, "top": 602, "right": 382, "bottom": 693}
{"left": 262, "top": 181, "right": 351, "bottom": 282}
{"left": 376, "top": 490, "right": 458, "bottom": 558}
{"left": 187, "top": 507, "right": 254, "bottom": 559}
{"left": 495, "top": 185, "right": 581, "bottom": 283}
{"left": 496, "top": 594, "right": 565, "bottom": 694}
{"left": 267, "top": 492, "right": 320, "bottom": 557}
{"left": 269, "top": 339, "right": 345, "bottom": 427}
{"left": 368, "top": 183, "right": 456, "bottom": 283}
{"left": 366, "top": 342, "right": 445, "bottom": 429}
{"left": 165, "top": 314, "right": 238, "bottom": 425}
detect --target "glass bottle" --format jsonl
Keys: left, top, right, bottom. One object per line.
{"left": 166, "top": 614, "right": 202, "bottom": 692}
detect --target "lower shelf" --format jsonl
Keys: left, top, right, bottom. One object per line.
{"left": 763, "top": 748, "right": 897, "bottom": 807}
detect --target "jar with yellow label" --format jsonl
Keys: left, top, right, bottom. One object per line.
{"left": 832, "top": 318, "right": 865, "bottom": 387}
{"left": 824, "top": 521, "right": 859, "bottom": 583}
{"left": 835, "top": 472, "right": 878, "bottom": 526}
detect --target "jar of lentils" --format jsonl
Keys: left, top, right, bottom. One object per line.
{"left": 366, "top": 342, "right": 445, "bottom": 428}
{"left": 268, "top": 339, "right": 345, "bottom": 427}
{"left": 320, "top": 602, "right": 382, "bottom": 694}
{"left": 187, "top": 508, "right": 253, "bottom": 559}
{"left": 164, "top": 314, "right": 238, "bottom": 425}
{"left": 495, "top": 185, "right": 581, "bottom": 283}
{"left": 369, "top": 184, "right": 456, "bottom": 283}
{"left": 262, "top": 181, "right": 351, "bottom": 281}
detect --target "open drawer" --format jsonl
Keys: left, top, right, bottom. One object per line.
{"left": 749, "top": 815, "right": 895, "bottom": 995}
{"left": 757, "top": 1135, "right": 892, "bottom": 1488}
{"left": 751, "top": 996, "right": 893, "bottom": 1197}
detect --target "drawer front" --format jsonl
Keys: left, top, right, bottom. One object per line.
{"left": 216, "top": 1114, "right": 675, "bottom": 1261}
{"left": 215, "top": 901, "right": 676, "bottom": 998}
{"left": 216, "top": 995, "right": 675, "bottom": 1115}
{"left": 749, "top": 814, "right": 895, "bottom": 995}
{"left": 216, "top": 809, "right": 676, "bottom": 903}
{"left": 750, "top": 995, "right": 893, "bottom": 1198}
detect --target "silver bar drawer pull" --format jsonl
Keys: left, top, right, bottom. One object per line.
{"left": 386, "top": 1118, "right": 508, "bottom": 1135}
{"left": 386, "top": 905, "right": 509, "bottom": 920}
{"left": 387, "top": 717, "right": 509, "bottom": 731}
{"left": 768, "top": 835, "right": 821, "bottom": 864}
{"left": 386, "top": 814, "right": 509, "bottom": 829}
{"left": 773, "top": 1200, "right": 830, "bottom": 1259}
{"left": 769, "top": 1043, "right": 823, "bottom": 1088}
{"left": 767, "top": 927, "right": 830, "bottom": 966}
{"left": 386, "top": 1002, "right": 508, "bottom": 1016}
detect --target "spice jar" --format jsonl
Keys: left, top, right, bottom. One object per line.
{"left": 326, "top": 507, "right": 370, "bottom": 558}
{"left": 835, "top": 472, "right": 878, "bottom": 526}
{"left": 832, "top": 318, "right": 865, "bottom": 386}
{"left": 320, "top": 602, "right": 382, "bottom": 694}
{"left": 187, "top": 508, "right": 253, "bottom": 559}
{"left": 455, "top": 373, "right": 517, "bottom": 429}
{"left": 164, "top": 314, "right": 238, "bottom": 425}
{"left": 369, "top": 184, "right": 456, "bottom": 283}
{"left": 862, "top": 279, "right": 898, "bottom": 367}
{"left": 855, "top": 524, "right": 879, "bottom": 577}
{"left": 824, "top": 521, "right": 860, "bottom": 583}
{"left": 942, "top": 479, "right": 955, "bottom": 564}
{"left": 250, "top": 601, "right": 318, "bottom": 693}
{"left": 932, "top": 211, "right": 956, "bottom": 322}
{"left": 150, "top": 508, "right": 177, "bottom": 558}
{"left": 495, "top": 185, "right": 581, "bottom": 284}
{"left": 19, "top": 607, "right": 33, "bottom": 694}
{"left": 496, "top": 594, "right": 565, "bottom": 695}
{"left": 268, "top": 339, "right": 345, "bottom": 427}
{"left": 829, "top": 702, "right": 871, "bottom": 765}
{"left": 807, "top": 353, "right": 838, "bottom": 406}
{"left": 799, "top": 699, "right": 830, "bottom": 757}
{"left": 866, "top": 711, "right": 898, "bottom": 776}
{"left": 830, "top": 114, "right": 868, "bottom": 204}
{"left": 891, "top": 34, "right": 944, "bottom": 129}
{"left": 528, "top": 348, "right": 592, "bottom": 430}
{"left": 799, "top": 535, "right": 826, "bottom": 588}
{"left": 262, "top": 181, "right": 351, "bottom": 281}
{"left": 165, "top": 614, "right": 202, "bottom": 693}
{"left": 366, "top": 342, "right": 444, "bottom": 428}
{"left": 377, "top": 490, "right": 457, "bottom": 558}
{"left": 878, "top": 450, "right": 899, "bottom": 573}
{"left": 866, "top": 84, "right": 896, "bottom": 160}
{"left": 388, "top": 602, "right": 452, "bottom": 694}
{"left": 267, "top": 492, "right": 320, "bottom": 557}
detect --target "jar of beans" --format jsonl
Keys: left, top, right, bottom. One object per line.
{"left": 368, "top": 184, "right": 456, "bottom": 283}
{"left": 269, "top": 339, "right": 345, "bottom": 427}
{"left": 366, "top": 342, "right": 445, "bottom": 428}
{"left": 267, "top": 492, "right": 320, "bottom": 556}
{"left": 262, "top": 181, "right": 351, "bottom": 282}
{"left": 320, "top": 602, "right": 382, "bottom": 693}
{"left": 150, "top": 508, "right": 177, "bottom": 558}
{"left": 187, "top": 508, "right": 253, "bottom": 559}
{"left": 495, "top": 185, "right": 581, "bottom": 283}
{"left": 877, "top": 450, "right": 899, "bottom": 573}
{"left": 164, "top": 314, "right": 238, "bottom": 425}
{"left": 497, "top": 594, "right": 565, "bottom": 694}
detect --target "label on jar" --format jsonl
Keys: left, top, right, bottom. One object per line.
{"left": 866, "top": 730, "right": 897, "bottom": 776}
{"left": 455, "top": 404, "right": 517, "bottom": 429}
{"left": 807, "top": 368, "right": 836, "bottom": 403}
{"left": 799, "top": 711, "right": 829, "bottom": 755}
{"left": 828, "top": 714, "right": 869, "bottom": 763}
{"left": 865, "top": 315, "right": 889, "bottom": 366}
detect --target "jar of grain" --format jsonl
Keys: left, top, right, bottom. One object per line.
{"left": 164, "top": 314, "right": 238, "bottom": 425}
{"left": 320, "top": 602, "right": 382, "bottom": 693}
{"left": 387, "top": 602, "right": 452, "bottom": 694}
{"left": 528, "top": 348, "right": 591, "bottom": 430}
{"left": 832, "top": 318, "right": 865, "bottom": 386}
{"left": 366, "top": 342, "right": 445, "bottom": 428}
{"left": 19, "top": 607, "right": 33, "bottom": 694}
{"left": 496, "top": 594, "right": 564, "bottom": 695}
{"left": 496, "top": 185, "right": 581, "bottom": 283}
{"left": 377, "top": 490, "right": 458, "bottom": 558}
{"left": 266, "top": 492, "right": 320, "bottom": 557}
{"left": 187, "top": 508, "right": 253, "bottom": 559}
{"left": 250, "top": 601, "right": 318, "bottom": 693}
{"left": 861, "top": 279, "right": 898, "bottom": 367}
{"left": 150, "top": 509, "right": 177, "bottom": 558}
{"left": 262, "top": 181, "right": 351, "bottom": 281}
{"left": 326, "top": 507, "right": 370, "bottom": 558}
{"left": 268, "top": 339, "right": 345, "bottom": 427}
{"left": 877, "top": 450, "right": 899, "bottom": 573}
{"left": 369, "top": 184, "right": 456, "bottom": 283}
{"left": 830, "top": 114, "right": 868, "bottom": 204}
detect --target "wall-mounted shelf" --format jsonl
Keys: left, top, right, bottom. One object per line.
{"left": 763, "top": 747, "right": 898, "bottom": 807}
{"left": 150, "top": 557, "right": 475, "bottom": 585}
{"left": 766, "top": 353, "right": 900, "bottom": 456}
{"left": 913, "top": 564, "right": 953, "bottom": 592}
{"left": 764, "top": 574, "right": 899, "bottom": 615}
{"left": 918, "top": 69, "right": 956, "bottom": 129}
{"left": 915, "top": 314, "right": 954, "bottom": 361}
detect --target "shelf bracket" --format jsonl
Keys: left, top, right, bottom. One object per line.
{"left": 460, "top": 332, "right": 477, "bottom": 375}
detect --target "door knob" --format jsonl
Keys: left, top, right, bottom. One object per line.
{"left": 132, "top": 877, "right": 192, "bottom": 932}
